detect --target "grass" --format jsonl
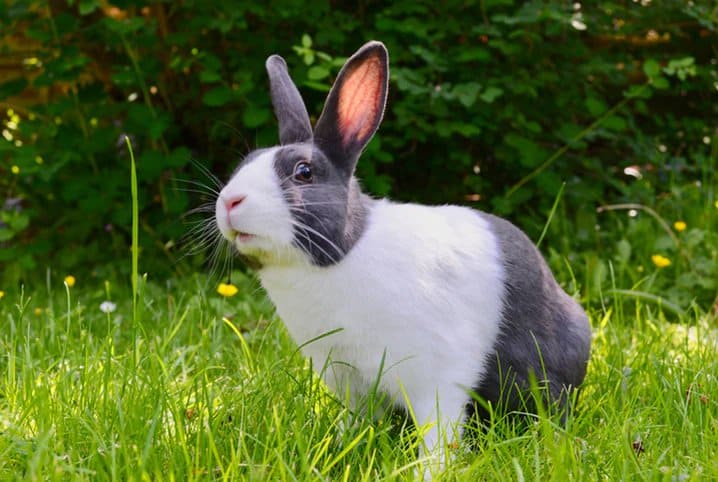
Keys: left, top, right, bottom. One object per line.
{"left": 0, "top": 139, "right": 715, "bottom": 481}
{"left": 0, "top": 269, "right": 716, "bottom": 481}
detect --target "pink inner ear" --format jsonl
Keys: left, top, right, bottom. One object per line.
{"left": 337, "top": 55, "right": 383, "bottom": 147}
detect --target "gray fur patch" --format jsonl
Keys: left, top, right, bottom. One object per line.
{"left": 469, "top": 212, "right": 591, "bottom": 421}
{"left": 266, "top": 55, "right": 313, "bottom": 145}
{"left": 272, "top": 145, "right": 370, "bottom": 266}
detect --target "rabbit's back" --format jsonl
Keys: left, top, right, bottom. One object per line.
{"left": 470, "top": 213, "right": 591, "bottom": 420}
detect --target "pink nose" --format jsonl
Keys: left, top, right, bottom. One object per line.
{"left": 223, "top": 195, "right": 246, "bottom": 213}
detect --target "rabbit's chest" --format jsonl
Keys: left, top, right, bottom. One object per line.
{"left": 260, "top": 264, "right": 445, "bottom": 398}
{"left": 258, "top": 202, "right": 507, "bottom": 395}
{"left": 259, "top": 263, "right": 414, "bottom": 355}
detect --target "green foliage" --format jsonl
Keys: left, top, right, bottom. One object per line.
{"left": 0, "top": 276, "right": 716, "bottom": 479}
{"left": 0, "top": 1, "right": 717, "bottom": 310}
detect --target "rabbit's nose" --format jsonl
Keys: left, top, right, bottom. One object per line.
{"left": 223, "top": 195, "right": 246, "bottom": 213}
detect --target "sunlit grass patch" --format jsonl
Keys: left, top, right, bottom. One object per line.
{"left": 0, "top": 272, "right": 716, "bottom": 480}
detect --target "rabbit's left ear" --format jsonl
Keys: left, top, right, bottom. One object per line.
{"left": 266, "top": 55, "right": 313, "bottom": 145}
{"left": 314, "top": 41, "right": 389, "bottom": 174}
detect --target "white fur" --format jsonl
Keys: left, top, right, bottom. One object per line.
{"left": 216, "top": 151, "right": 507, "bottom": 465}
{"left": 216, "top": 148, "right": 305, "bottom": 266}
{"left": 258, "top": 199, "right": 506, "bottom": 458}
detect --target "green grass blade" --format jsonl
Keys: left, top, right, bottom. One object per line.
{"left": 125, "top": 136, "right": 139, "bottom": 318}
{"left": 605, "top": 288, "right": 684, "bottom": 317}
{"left": 536, "top": 181, "right": 565, "bottom": 248}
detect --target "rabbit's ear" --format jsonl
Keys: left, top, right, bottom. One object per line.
{"left": 314, "top": 41, "right": 388, "bottom": 173}
{"left": 266, "top": 55, "right": 313, "bottom": 145}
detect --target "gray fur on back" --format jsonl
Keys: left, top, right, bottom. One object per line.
{"left": 470, "top": 212, "right": 591, "bottom": 421}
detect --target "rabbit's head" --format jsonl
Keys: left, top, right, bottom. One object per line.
{"left": 215, "top": 41, "right": 389, "bottom": 267}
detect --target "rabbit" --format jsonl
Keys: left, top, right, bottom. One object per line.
{"left": 214, "top": 40, "right": 591, "bottom": 465}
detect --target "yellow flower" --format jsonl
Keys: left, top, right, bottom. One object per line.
{"left": 0, "top": 291, "right": 4, "bottom": 300}
{"left": 217, "top": 283, "right": 238, "bottom": 297}
{"left": 651, "top": 254, "right": 671, "bottom": 268}
{"left": 715, "top": 200, "right": 718, "bottom": 210}
{"left": 34, "top": 307, "right": 44, "bottom": 316}
{"left": 11, "top": 165, "right": 19, "bottom": 174}
{"left": 64, "top": 275, "right": 76, "bottom": 287}
{"left": 673, "top": 221, "right": 686, "bottom": 232}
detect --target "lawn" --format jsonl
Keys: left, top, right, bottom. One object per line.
{"left": 0, "top": 262, "right": 716, "bottom": 480}
{"left": 2, "top": 2, "right": 717, "bottom": 480}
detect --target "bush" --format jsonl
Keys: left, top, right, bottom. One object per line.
{"left": 0, "top": 1, "right": 716, "bottom": 309}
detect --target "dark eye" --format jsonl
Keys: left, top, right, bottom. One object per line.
{"left": 294, "top": 161, "right": 313, "bottom": 182}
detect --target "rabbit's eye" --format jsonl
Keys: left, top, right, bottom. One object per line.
{"left": 294, "top": 161, "right": 313, "bottom": 182}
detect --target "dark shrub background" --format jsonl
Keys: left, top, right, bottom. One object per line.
{"left": 1, "top": 1, "right": 716, "bottom": 309}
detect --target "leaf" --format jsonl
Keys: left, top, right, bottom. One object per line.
{"left": 491, "top": 195, "right": 514, "bottom": 216}
{"left": 524, "top": 120, "right": 542, "bottom": 133}
{"left": 26, "top": 26, "right": 52, "bottom": 42}
{"left": 667, "top": 57, "right": 695, "bottom": 70}
{"left": 102, "top": 17, "right": 145, "bottom": 35}
{"left": 479, "top": 86, "right": 504, "bottom": 103}
{"left": 307, "top": 66, "right": 330, "bottom": 81}
{"left": 148, "top": 113, "right": 170, "bottom": 141}
{"left": 534, "top": 170, "right": 562, "bottom": 193}
{"left": 643, "top": 59, "right": 660, "bottom": 78}
{"left": 136, "top": 150, "right": 167, "bottom": 180}
{"left": 452, "top": 82, "right": 481, "bottom": 107}
{"left": 304, "top": 51, "right": 315, "bottom": 65}
{"left": 242, "top": 104, "right": 270, "bottom": 128}
{"left": 556, "top": 123, "right": 583, "bottom": 144}
{"left": 455, "top": 47, "right": 491, "bottom": 62}
{"left": 585, "top": 97, "right": 607, "bottom": 116}
{"left": 167, "top": 147, "right": 191, "bottom": 168}
{"left": 665, "top": 57, "right": 696, "bottom": 81}
{"left": 202, "top": 86, "right": 236, "bottom": 106}
{"left": 199, "top": 69, "right": 222, "bottom": 83}
{"left": 455, "top": 47, "right": 492, "bottom": 63}
{"left": 616, "top": 239, "right": 632, "bottom": 264}
{"left": 652, "top": 77, "right": 669, "bottom": 90}
{"left": 624, "top": 85, "right": 652, "bottom": 99}
{"left": 164, "top": 187, "right": 190, "bottom": 215}
{"left": 78, "top": 0, "right": 100, "bottom": 15}
{"left": 603, "top": 115, "right": 627, "bottom": 132}
{"left": 301, "top": 34, "right": 312, "bottom": 48}
{"left": 450, "top": 122, "right": 482, "bottom": 137}
{"left": 111, "top": 68, "right": 136, "bottom": 87}
{"left": 0, "top": 228, "right": 15, "bottom": 242}
{"left": 303, "top": 81, "right": 331, "bottom": 92}
{"left": 504, "top": 134, "right": 548, "bottom": 167}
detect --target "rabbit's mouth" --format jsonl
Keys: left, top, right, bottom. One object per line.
{"left": 221, "top": 228, "right": 258, "bottom": 247}
{"left": 232, "top": 233, "right": 307, "bottom": 268}
{"left": 231, "top": 231, "right": 264, "bottom": 257}
{"left": 236, "top": 231, "right": 256, "bottom": 242}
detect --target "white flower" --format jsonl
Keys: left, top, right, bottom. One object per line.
{"left": 99, "top": 301, "right": 117, "bottom": 313}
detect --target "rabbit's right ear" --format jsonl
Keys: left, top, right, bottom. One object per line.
{"left": 314, "top": 41, "right": 389, "bottom": 175}
{"left": 266, "top": 55, "right": 313, "bottom": 145}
